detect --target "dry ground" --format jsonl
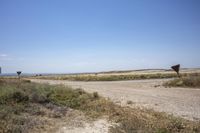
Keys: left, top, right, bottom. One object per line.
{"left": 97, "top": 68, "right": 200, "bottom": 76}
{"left": 30, "top": 78, "right": 200, "bottom": 121}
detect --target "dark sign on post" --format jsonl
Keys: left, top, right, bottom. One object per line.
{"left": 171, "top": 64, "right": 180, "bottom": 78}
{"left": 17, "top": 71, "right": 22, "bottom": 79}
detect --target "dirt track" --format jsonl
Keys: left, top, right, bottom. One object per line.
{"left": 30, "top": 78, "right": 200, "bottom": 121}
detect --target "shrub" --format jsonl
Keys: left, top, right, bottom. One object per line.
{"left": 93, "top": 92, "right": 99, "bottom": 99}
{"left": 30, "top": 92, "right": 48, "bottom": 103}
{"left": 12, "top": 91, "right": 29, "bottom": 103}
{"left": 164, "top": 76, "right": 200, "bottom": 88}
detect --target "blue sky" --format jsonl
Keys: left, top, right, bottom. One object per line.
{"left": 0, "top": 0, "right": 200, "bottom": 73}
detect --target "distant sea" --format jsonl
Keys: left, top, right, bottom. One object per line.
{"left": 0, "top": 73, "right": 35, "bottom": 77}
{"left": 0, "top": 73, "right": 55, "bottom": 77}
{"left": 0, "top": 73, "right": 71, "bottom": 77}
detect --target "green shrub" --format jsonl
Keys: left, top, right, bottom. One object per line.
{"left": 48, "top": 87, "right": 96, "bottom": 109}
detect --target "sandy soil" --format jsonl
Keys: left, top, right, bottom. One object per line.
{"left": 57, "top": 119, "right": 111, "bottom": 133}
{"left": 30, "top": 78, "right": 200, "bottom": 121}
{"left": 34, "top": 108, "right": 111, "bottom": 133}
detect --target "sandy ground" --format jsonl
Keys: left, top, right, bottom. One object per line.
{"left": 30, "top": 78, "right": 200, "bottom": 121}
{"left": 34, "top": 108, "right": 111, "bottom": 133}
{"left": 53, "top": 110, "right": 111, "bottom": 133}
{"left": 57, "top": 119, "right": 111, "bottom": 133}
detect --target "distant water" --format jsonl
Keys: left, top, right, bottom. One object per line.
{"left": 0, "top": 73, "right": 34, "bottom": 77}
{"left": 0, "top": 73, "right": 70, "bottom": 77}
{"left": 0, "top": 73, "right": 53, "bottom": 77}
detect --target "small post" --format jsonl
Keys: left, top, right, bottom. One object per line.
{"left": 171, "top": 64, "right": 180, "bottom": 78}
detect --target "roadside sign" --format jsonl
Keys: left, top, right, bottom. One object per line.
{"left": 171, "top": 64, "right": 180, "bottom": 77}
{"left": 17, "top": 71, "right": 22, "bottom": 79}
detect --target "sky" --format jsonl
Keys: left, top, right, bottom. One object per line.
{"left": 0, "top": 0, "right": 200, "bottom": 73}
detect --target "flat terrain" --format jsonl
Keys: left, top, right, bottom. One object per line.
{"left": 96, "top": 68, "right": 200, "bottom": 76}
{"left": 30, "top": 78, "right": 200, "bottom": 121}
{"left": 31, "top": 68, "right": 200, "bottom": 81}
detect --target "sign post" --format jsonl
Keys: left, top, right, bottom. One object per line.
{"left": 171, "top": 64, "right": 180, "bottom": 78}
{"left": 17, "top": 71, "right": 22, "bottom": 80}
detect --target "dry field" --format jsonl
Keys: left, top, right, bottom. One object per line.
{"left": 1, "top": 77, "right": 200, "bottom": 133}
{"left": 1, "top": 69, "right": 200, "bottom": 133}
{"left": 30, "top": 68, "right": 200, "bottom": 121}
{"left": 32, "top": 68, "right": 200, "bottom": 81}
{"left": 30, "top": 78, "right": 200, "bottom": 121}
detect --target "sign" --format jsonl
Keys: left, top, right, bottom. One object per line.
{"left": 171, "top": 64, "right": 180, "bottom": 77}
{"left": 17, "top": 71, "right": 22, "bottom": 79}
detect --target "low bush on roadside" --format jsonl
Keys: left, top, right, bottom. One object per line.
{"left": 0, "top": 79, "right": 99, "bottom": 132}
{"left": 164, "top": 75, "right": 200, "bottom": 88}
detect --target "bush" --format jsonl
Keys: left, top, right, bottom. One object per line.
{"left": 93, "top": 92, "right": 99, "bottom": 99}
{"left": 164, "top": 76, "right": 200, "bottom": 88}
{"left": 12, "top": 91, "right": 29, "bottom": 103}
{"left": 48, "top": 87, "right": 97, "bottom": 109}
{"left": 30, "top": 92, "right": 48, "bottom": 103}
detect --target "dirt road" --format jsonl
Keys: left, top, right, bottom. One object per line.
{"left": 30, "top": 79, "right": 200, "bottom": 121}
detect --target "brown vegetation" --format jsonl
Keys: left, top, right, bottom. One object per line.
{"left": 33, "top": 73, "right": 199, "bottom": 81}
{"left": 0, "top": 78, "right": 200, "bottom": 133}
{"left": 164, "top": 75, "right": 200, "bottom": 88}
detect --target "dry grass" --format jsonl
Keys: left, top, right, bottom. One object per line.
{"left": 79, "top": 99, "right": 200, "bottom": 133}
{"left": 164, "top": 75, "right": 200, "bottom": 88}
{"left": 33, "top": 72, "right": 200, "bottom": 81}
{"left": 0, "top": 78, "right": 99, "bottom": 132}
{"left": 0, "top": 78, "right": 200, "bottom": 133}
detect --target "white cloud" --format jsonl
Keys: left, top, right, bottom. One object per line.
{"left": 0, "top": 54, "right": 8, "bottom": 57}
{"left": 0, "top": 54, "right": 12, "bottom": 61}
{"left": 0, "top": 54, "right": 25, "bottom": 61}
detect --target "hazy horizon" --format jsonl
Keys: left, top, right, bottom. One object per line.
{"left": 1, "top": 0, "right": 200, "bottom": 73}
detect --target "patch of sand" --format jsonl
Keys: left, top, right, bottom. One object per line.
{"left": 57, "top": 119, "right": 111, "bottom": 133}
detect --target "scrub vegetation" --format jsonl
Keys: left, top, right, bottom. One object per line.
{"left": 164, "top": 75, "right": 200, "bottom": 88}
{"left": 33, "top": 73, "right": 198, "bottom": 81}
{"left": 0, "top": 78, "right": 199, "bottom": 133}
